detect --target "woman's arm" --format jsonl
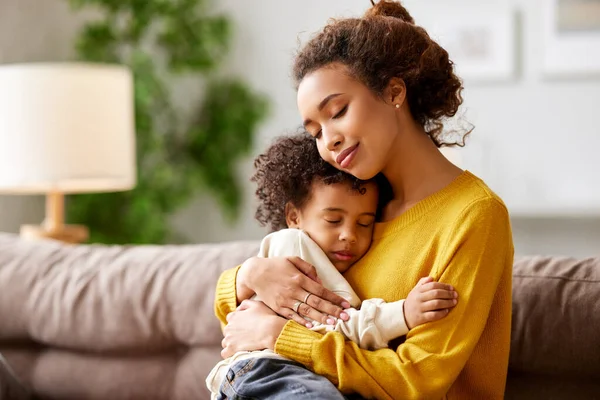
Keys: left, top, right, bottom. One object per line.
{"left": 213, "top": 258, "right": 265, "bottom": 327}
{"left": 274, "top": 199, "right": 513, "bottom": 399}
{"left": 218, "top": 230, "right": 456, "bottom": 350}
{"left": 214, "top": 257, "right": 350, "bottom": 329}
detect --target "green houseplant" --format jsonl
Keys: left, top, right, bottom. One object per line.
{"left": 65, "top": 0, "right": 269, "bottom": 244}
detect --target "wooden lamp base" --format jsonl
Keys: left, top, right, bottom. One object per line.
{"left": 20, "top": 224, "right": 89, "bottom": 244}
{"left": 19, "top": 191, "right": 89, "bottom": 244}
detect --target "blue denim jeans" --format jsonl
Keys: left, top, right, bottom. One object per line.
{"left": 216, "top": 357, "right": 361, "bottom": 400}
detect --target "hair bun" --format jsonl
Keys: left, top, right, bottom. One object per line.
{"left": 366, "top": 0, "right": 415, "bottom": 24}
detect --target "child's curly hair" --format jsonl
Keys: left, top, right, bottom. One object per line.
{"left": 252, "top": 132, "right": 374, "bottom": 232}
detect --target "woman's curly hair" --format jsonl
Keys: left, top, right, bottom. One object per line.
{"left": 293, "top": 0, "right": 470, "bottom": 147}
{"left": 252, "top": 132, "right": 375, "bottom": 232}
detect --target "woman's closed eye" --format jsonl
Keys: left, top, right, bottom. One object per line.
{"left": 325, "top": 219, "right": 341, "bottom": 225}
{"left": 333, "top": 105, "right": 348, "bottom": 119}
{"left": 312, "top": 105, "right": 348, "bottom": 140}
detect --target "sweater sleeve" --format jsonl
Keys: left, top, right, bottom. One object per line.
{"left": 313, "top": 299, "right": 408, "bottom": 350}
{"left": 275, "top": 198, "right": 513, "bottom": 399}
{"left": 213, "top": 229, "right": 281, "bottom": 327}
{"left": 214, "top": 265, "right": 242, "bottom": 327}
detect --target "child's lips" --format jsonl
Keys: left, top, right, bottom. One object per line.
{"left": 333, "top": 251, "right": 354, "bottom": 261}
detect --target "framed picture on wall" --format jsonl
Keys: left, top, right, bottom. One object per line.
{"left": 542, "top": 0, "right": 600, "bottom": 76}
{"left": 410, "top": 3, "right": 517, "bottom": 84}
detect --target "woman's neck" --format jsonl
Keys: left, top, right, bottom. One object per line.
{"left": 381, "top": 118, "right": 463, "bottom": 220}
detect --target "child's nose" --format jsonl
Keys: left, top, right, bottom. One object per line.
{"left": 339, "top": 228, "right": 357, "bottom": 243}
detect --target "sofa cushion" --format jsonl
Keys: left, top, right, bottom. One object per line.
{"left": 0, "top": 345, "right": 222, "bottom": 400}
{"left": 0, "top": 352, "right": 31, "bottom": 400}
{"left": 0, "top": 233, "right": 259, "bottom": 353}
{"left": 510, "top": 256, "right": 600, "bottom": 378}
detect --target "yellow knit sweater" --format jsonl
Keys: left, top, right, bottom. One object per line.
{"left": 215, "top": 171, "right": 514, "bottom": 399}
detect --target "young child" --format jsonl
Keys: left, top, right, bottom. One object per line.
{"left": 207, "top": 133, "right": 457, "bottom": 398}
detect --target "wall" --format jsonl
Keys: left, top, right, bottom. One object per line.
{"left": 1, "top": 0, "right": 599, "bottom": 257}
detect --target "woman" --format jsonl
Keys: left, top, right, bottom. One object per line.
{"left": 216, "top": 1, "right": 513, "bottom": 399}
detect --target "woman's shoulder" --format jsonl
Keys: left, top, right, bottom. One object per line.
{"left": 450, "top": 171, "right": 509, "bottom": 218}
{"left": 443, "top": 172, "right": 511, "bottom": 234}
{"left": 427, "top": 172, "right": 514, "bottom": 258}
{"left": 373, "top": 171, "right": 509, "bottom": 240}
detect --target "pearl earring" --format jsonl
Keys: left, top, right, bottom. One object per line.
{"left": 395, "top": 104, "right": 400, "bottom": 109}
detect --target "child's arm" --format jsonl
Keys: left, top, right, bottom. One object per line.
{"left": 321, "top": 299, "right": 407, "bottom": 350}
{"left": 314, "top": 277, "right": 457, "bottom": 350}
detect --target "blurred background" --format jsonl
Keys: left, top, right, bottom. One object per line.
{"left": 0, "top": 0, "right": 598, "bottom": 256}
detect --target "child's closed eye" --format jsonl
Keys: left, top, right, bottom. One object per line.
{"left": 357, "top": 218, "right": 375, "bottom": 228}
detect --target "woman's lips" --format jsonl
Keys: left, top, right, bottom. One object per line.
{"left": 336, "top": 144, "right": 359, "bottom": 168}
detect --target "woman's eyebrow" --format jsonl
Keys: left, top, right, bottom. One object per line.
{"left": 303, "top": 93, "right": 344, "bottom": 128}
{"left": 318, "top": 93, "right": 343, "bottom": 111}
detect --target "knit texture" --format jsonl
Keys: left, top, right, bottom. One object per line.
{"left": 214, "top": 265, "right": 240, "bottom": 331}
{"left": 216, "top": 171, "right": 514, "bottom": 399}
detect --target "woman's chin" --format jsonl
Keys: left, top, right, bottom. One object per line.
{"left": 347, "top": 165, "right": 378, "bottom": 181}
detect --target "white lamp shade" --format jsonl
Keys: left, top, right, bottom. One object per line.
{"left": 0, "top": 63, "right": 136, "bottom": 194}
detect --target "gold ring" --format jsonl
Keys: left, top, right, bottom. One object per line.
{"left": 293, "top": 301, "right": 303, "bottom": 314}
{"left": 304, "top": 293, "right": 312, "bottom": 304}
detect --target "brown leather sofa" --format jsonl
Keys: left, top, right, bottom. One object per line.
{"left": 0, "top": 233, "right": 598, "bottom": 399}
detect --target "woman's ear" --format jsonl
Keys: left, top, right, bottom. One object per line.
{"left": 386, "top": 77, "right": 406, "bottom": 108}
{"left": 285, "top": 202, "right": 301, "bottom": 229}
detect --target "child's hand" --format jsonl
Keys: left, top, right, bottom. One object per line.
{"left": 404, "top": 277, "right": 458, "bottom": 329}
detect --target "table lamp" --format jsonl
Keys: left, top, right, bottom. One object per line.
{"left": 0, "top": 63, "right": 136, "bottom": 243}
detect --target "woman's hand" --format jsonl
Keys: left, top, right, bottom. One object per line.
{"left": 221, "top": 300, "right": 287, "bottom": 358}
{"left": 237, "top": 256, "right": 351, "bottom": 327}
{"left": 404, "top": 277, "right": 458, "bottom": 329}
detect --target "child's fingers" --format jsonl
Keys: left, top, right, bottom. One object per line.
{"left": 417, "top": 276, "right": 434, "bottom": 286}
{"left": 420, "top": 288, "right": 458, "bottom": 301}
{"left": 422, "top": 309, "right": 451, "bottom": 323}
{"left": 421, "top": 298, "right": 457, "bottom": 312}
{"left": 419, "top": 281, "right": 455, "bottom": 293}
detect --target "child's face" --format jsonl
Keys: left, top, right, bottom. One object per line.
{"left": 287, "top": 180, "right": 378, "bottom": 273}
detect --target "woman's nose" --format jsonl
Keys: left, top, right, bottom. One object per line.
{"left": 323, "top": 129, "right": 343, "bottom": 151}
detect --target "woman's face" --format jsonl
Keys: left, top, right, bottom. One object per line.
{"left": 297, "top": 64, "right": 401, "bottom": 180}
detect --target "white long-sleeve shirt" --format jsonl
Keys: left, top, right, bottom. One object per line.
{"left": 206, "top": 229, "right": 409, "bottom": 396}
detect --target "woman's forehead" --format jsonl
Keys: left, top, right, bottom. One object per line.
{"left": 297, "top": 66, "right": 358, "bottom": 109}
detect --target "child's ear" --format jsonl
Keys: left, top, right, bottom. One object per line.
{"left": 285, "top": 202, "right": 301, "bottom": 229}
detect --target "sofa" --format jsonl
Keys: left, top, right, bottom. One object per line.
{"left": 0, "top": 232, "right": 598, "bottom": 399}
